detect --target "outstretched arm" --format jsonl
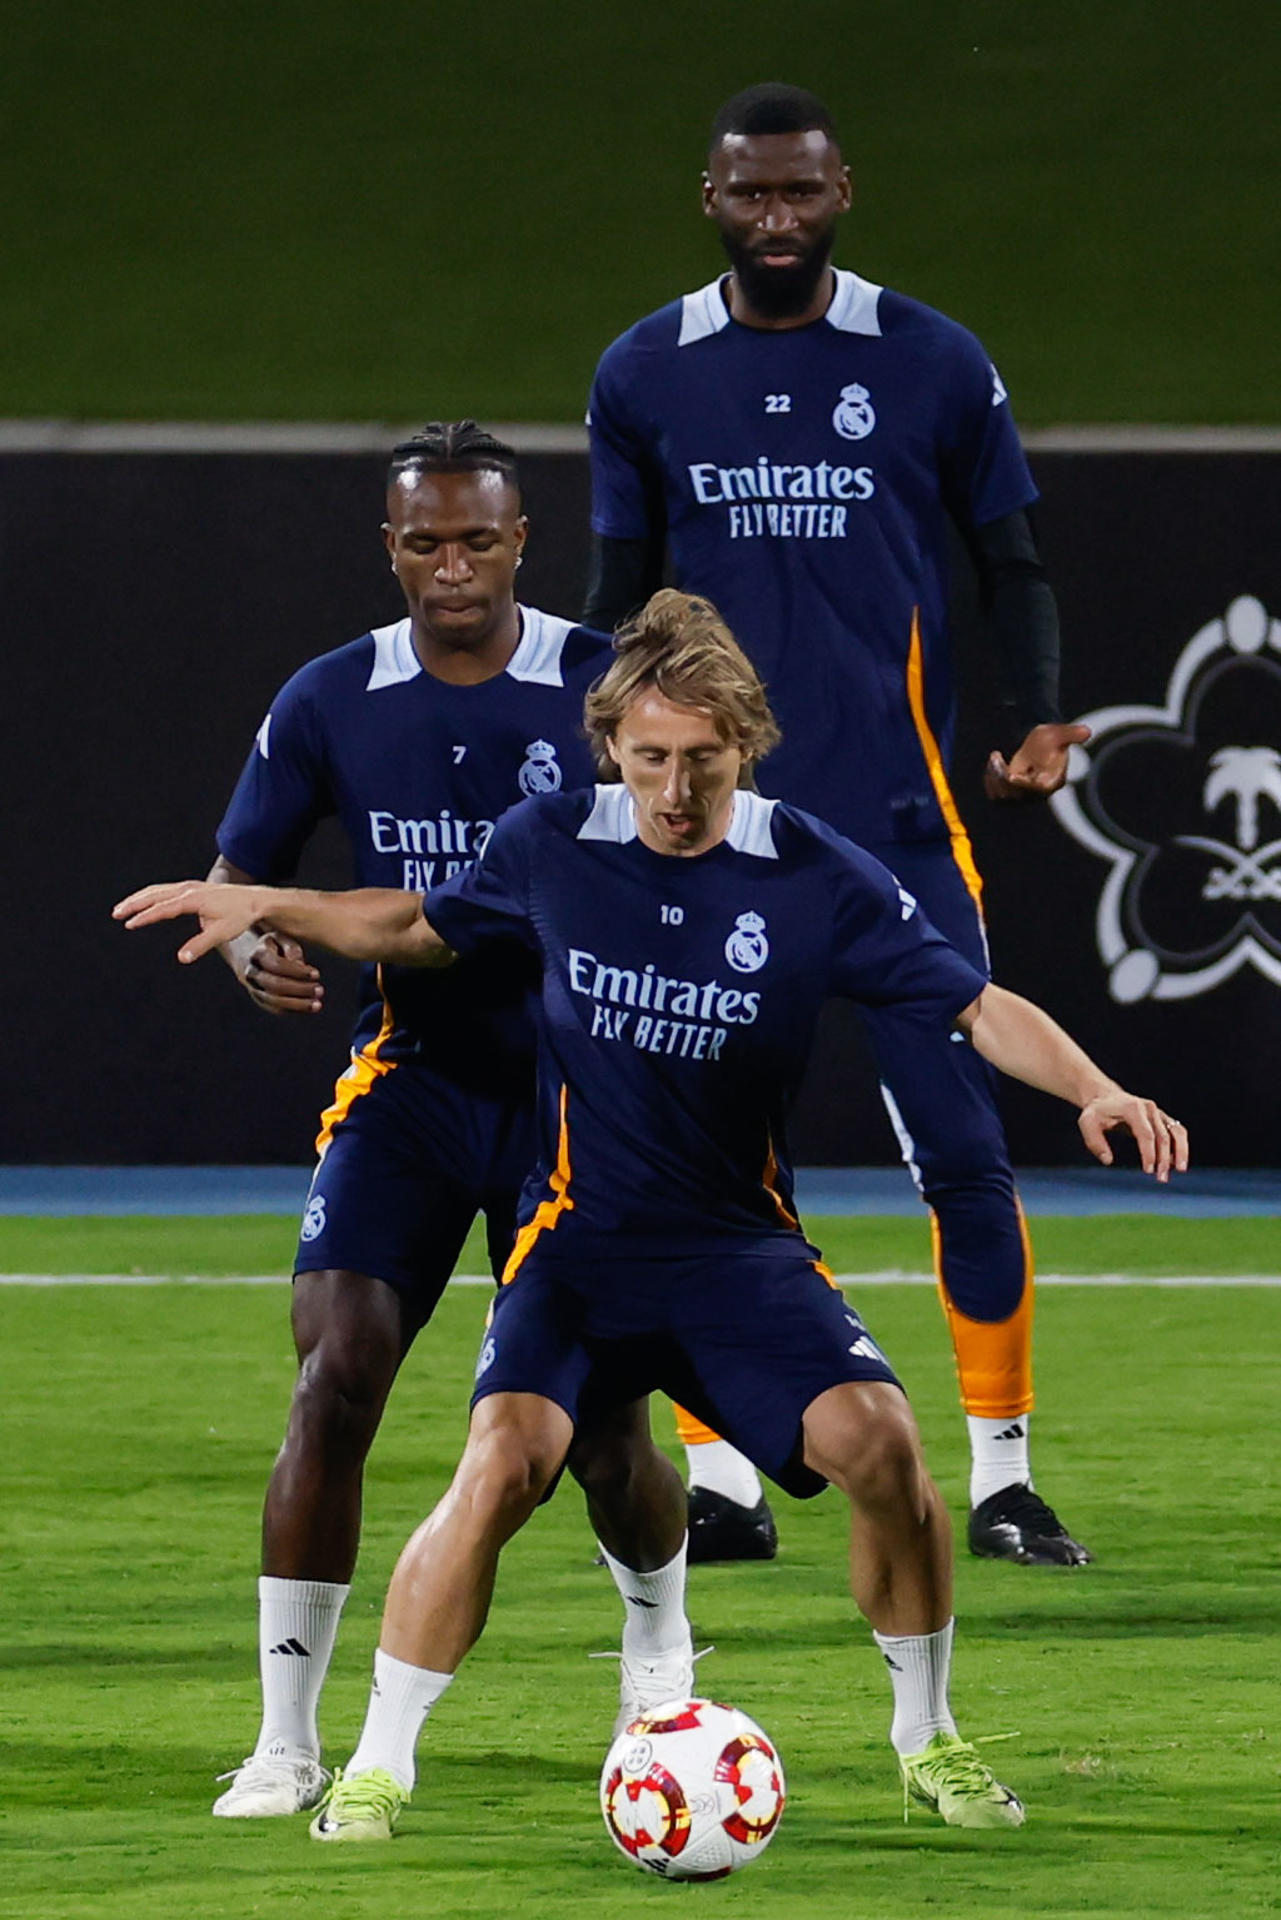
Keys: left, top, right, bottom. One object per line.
{"left": 956, "top": 983, "right": 1189, "bottom": 1181}
{"left": 113, "top": 881, "right": 455, "bottom": 970}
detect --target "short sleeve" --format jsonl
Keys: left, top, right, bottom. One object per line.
{"left": 422, "top": 801, "right": 537, "bottom": 954}
{"left": 587, "top": 340, "right": 662, "bottom": 542}
{"left": 827, "top": 837, "right": 986, "bottom": 1025}
{"left": 216, "top": 670, "right": 330, "bottom": 879}
{"left": 936, "top": 327, "right": 1038, "bottom": 534}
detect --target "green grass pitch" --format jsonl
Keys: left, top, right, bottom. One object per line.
{"left": 6, "top": 3, "right": 1281, "bottom": 423}
{"left": 4, "top": 1218, "right": 1278, "bottom": 1918}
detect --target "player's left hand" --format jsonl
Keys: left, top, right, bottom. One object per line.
{"left": 984, "top": 722, "right": 1091, "bottom": 803}
{"left": 1078, "top": 1092, "right": 1189, "bottom": 1182}
{"left": 113, "top": 880, "right": 265, "bottom": 963}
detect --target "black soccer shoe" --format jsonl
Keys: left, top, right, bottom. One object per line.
{"left": 967, "top": 1483, "right": 1092, "bottom": 1567}
{"left": 686, "top": 1487, "right": 779, "bottom": 1564}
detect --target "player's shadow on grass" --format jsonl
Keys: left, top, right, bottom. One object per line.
{"left": 421, "top": 1747, "right": 601, "bottom": 1787}
{"left": 976, "top": 1598, "right": 1277, "bottom": 1639}
{"left": 0, "top": 1643, "right": 259, "bottom": 1674}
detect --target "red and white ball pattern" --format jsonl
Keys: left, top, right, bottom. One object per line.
{"left": 600, "top": 1698, "right": 786, "bottom": 1879}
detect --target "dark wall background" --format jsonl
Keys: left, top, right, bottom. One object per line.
{"left": 4, "top": 450, "right": 1278, "bottom": 1165}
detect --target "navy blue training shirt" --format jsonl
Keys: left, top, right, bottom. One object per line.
{"left": 217, "top": 607, "right": 610, "bottom": 1093}
{"left": 588, "top": 271, "right": 1037, "bottom": 847}
{"left": 423, "top": 785, "right": 986, "bottom": 1260}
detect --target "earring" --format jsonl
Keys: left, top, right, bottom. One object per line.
{"left": 514, "top": 555, "right": 523, "bottom": 569}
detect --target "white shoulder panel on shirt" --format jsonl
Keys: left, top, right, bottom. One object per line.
{"left": 508, "top": 606, "right": 577, "bottom": 687}
{"left": 365, "top": 619, "right": 421, "bottom": 691}
{"left": 726, "top": 790, "right": 780, "bottom": 858}
{"left": 826, "top": 269, "right": 884, "bottom": 336}
{"left": 576, "top": 784, "right": 638, "bottom": 843}
{"left": 677, "top": 278, "right": 733, "bottom": 348}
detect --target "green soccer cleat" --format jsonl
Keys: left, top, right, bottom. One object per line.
{"left": 899, "top": 1733, "right": 1025, "bottom": 1829}
{"left": 309, "top": 1766, "right": 409, "bottom": 1843}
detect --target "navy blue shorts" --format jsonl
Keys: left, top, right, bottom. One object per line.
{"left": 471, "top": 1245, "right": 902, "bottom": 1497}
{"left": 294, "top": 1059, "right": 535, "bottom": 1324}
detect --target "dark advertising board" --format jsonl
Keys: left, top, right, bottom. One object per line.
{"left": 3, "top": 445, "right": 1276, "bottom": 1164}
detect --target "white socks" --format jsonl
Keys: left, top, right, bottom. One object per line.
{"left": 872, "top": 1620, "right": 959, "bottom": 1757}
{"left": 347, "top": 1649, "right": 455, "bottom": 1791}
{"left": 684, "top": 1438, "right": 763, "bottom": 1509}
{"left": 600, "top": 1538, "right": 691, "bottom": 1661}
{"left": 967, "top": 1414, "right": 1032, "bottom": 1507}
{"left": 254, "top": 1575, "right": 350, "bottom": 1759}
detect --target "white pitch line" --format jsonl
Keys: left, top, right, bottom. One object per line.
{"left": 1, "top": 1271, "right": 1278, "bottom": 1288}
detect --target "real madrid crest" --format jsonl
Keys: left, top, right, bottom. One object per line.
{"left": 831, "top": 381, "right": 876, "bottom": 442}
{"left": 300, "top": 1194, "right": 327, "bottom": 1242}
{"left": 725, "top": 910, "right": 769, "bottom": 974}
{"left": 518, "top": 738, "right": 563, "bottom": 796}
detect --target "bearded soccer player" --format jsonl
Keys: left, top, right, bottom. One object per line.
{"left": 118, "top": 591, "right": 1187, "bottom": 1843}
{"left": 201, "top": 424, "right": 687, "bottom": 1819}
{"left": 583, "top": 84, "right": 1093, "bottom": 1568}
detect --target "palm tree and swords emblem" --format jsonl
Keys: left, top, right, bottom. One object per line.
{"left": 1188, "top": 746, "right": 1281, "bottom": 900}
{"left": 1051, "top": 595, "right": 1281, "bottom": 1001}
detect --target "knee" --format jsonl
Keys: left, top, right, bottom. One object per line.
{"left": 290, "top": 1337, "right": 397, "bottom": 1451}
{"left": 833, "top": 1402, "right": 928, "bottom": 1516}
{"left": 462, "top": 1419, "right": 563, "bottom": 1525}
{"left": 567, "top": 1426, "right": 655, "bottom": 1504}
{"left": 919, "top": 1151, "right": 1015, "bottom": 1206}
{"left": 925, "top": 1175, "right": 1028, "bottom": 1322}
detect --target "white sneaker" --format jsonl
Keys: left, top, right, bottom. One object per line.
{"left": 212, "top": 1748, "right": 330, "bottom": 1818}
{"left": 612, "top": 1639, "right": 707, "bottom": 1737}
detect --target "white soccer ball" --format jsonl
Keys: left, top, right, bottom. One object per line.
{"left": 599, "top": 1697, "right": 786, "bottom": 1879}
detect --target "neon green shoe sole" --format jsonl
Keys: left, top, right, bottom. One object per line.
{"left": 900, "top": 1733, "right": 1025, "bottom": 1829}
{"left": 309, "top": 1766, "right": 408, "bottom": 1842}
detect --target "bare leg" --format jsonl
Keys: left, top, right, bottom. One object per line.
{"left": 263, "top": 1270, "right": 410, "bottom": 1580}
{"left": 802, "top": 1380, "right": 952, "bottom": 1635}
{"left": 380, "top": 1392, "right": 573, "bottom": 1672}
{"left": 567, "top": 1397, "right": 687, "bottom": 1570}
{"left": 215, "top": 1271, "right": 413, "bottom": 1811}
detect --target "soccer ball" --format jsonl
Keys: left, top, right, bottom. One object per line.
{"left": 599, "top": 1698, "right": 785, "bottom": 1879}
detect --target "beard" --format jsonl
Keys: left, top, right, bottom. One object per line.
{"left": 718, "top": 224, "right": 835, "bottom": 319}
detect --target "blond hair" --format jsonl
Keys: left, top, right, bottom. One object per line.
{"left": 584, "top": 590, "right": 781, "bottom": 783}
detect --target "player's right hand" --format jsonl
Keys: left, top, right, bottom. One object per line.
{"left": 984, "top": 722, "right": 1091, "bottom": 803}
{"left": 241, "top": 932, "right": 324, "bottom": 1016}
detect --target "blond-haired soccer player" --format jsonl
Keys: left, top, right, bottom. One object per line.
{"left": 118, "top": 592, "right": 1186, "bottom": 1842}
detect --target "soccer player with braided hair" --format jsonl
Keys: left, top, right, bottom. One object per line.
{"left": 197, "top": 424, "right": 690, "bottom": 1820}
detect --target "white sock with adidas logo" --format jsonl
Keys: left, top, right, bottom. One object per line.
{"left": 347, "top": 1648, "right": 454, "bottom": 1791}
{"left": 872, "top": 1619, "right": 959, "bottom": 1757}
{"left": 255, "top": 1575, "right": 350, "bottom": 1759}
{"left": 967, "top": 1415, "right": 1032, "bottom": 1507}
{"left": 600, "top": 1538, "right": 690, "bottom": 1662}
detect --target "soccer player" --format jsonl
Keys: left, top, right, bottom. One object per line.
{"left": 199, "top": 423, "right": 688, "bottom": 1819}
{"left": 117, "top": 591, "right": 1187, "bottom": 1842}
{"left": 583, "top": 83, "right": 1095, "bottom": 1567}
